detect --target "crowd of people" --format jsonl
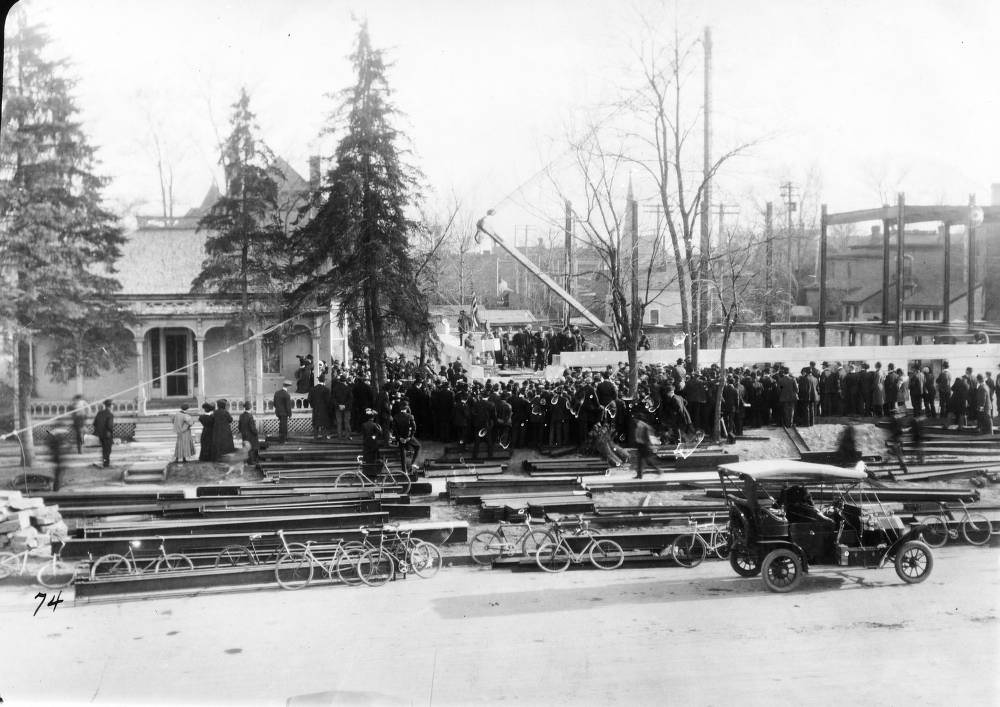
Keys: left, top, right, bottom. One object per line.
{"left": 278, "top": 353, "right": 999, "bottom": 469}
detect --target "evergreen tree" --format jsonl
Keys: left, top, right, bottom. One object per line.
{"left": 192, "top": 87, "right": 285, "bottom": 404}
{"left": 291, "top": 23, "right": 430, "bottom": 391}
{"left": 0, "top": 9, "right": 133, "bottom": 465}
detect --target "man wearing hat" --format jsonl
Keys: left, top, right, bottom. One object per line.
{"left": 92, "top": 399, "right": 115, "bottom": 467}
{"left": 274, "top": 380, "right": 292, "bottom": 443}
{"left": 330, "top": 373, "right": 353, "bottom": 439}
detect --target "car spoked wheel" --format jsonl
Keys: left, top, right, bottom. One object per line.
{"left": 761, "top": 548, "right": 803, "bottom": 593}
{"left": 728, "top": 547, "right": 760, "bottom": 577}
{"left": 893, "top": 540, "right": 933, "bottom": 584}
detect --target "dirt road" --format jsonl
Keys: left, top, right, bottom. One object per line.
{"left": 2, "top": 545, "right": 997, "bottom": 706}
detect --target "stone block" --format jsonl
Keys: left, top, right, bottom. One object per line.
{"left": 8, "top": 496, "right": 44, "bottom": 511}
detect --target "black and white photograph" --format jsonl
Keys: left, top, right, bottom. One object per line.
{"left": 1, "top": 0, "right": 998, "bottom": 705}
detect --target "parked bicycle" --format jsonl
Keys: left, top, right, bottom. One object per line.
{"left": 36, "top": 540, "right": 79, "bottom": 588}
{"left": 0, "top": 542, "right": 78, "bottom": 588}
{"left": 358, "top": 525, "right": 442, "bottom": 587}
{"left": 535, "top": 516, "right": 624, "bottom": 572}
{"left": 273, "top": 529, "right": 365, "bottom": 590}
{"left": 670, "top": 514, "right": 732, "bottom": 568}
{"left": 917, "top": 500, "right": 993, "bottom": 547}
{"left": 213, "top": 533, "right": 275, "bottom": 568}
{"left": 90, "top": 537, "right": 194, "bottom": 579}
{"left": 335, "top": 457, "right": 412, "bottom": 494}
{"left": 469, "top": 509, "right": 554, "bottom": 565}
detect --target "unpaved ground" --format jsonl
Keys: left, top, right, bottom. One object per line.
{"left": 1, "top": 544, "right": 996, "bottom": 706}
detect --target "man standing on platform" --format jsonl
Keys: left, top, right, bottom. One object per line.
{"left": 92, "top": 400, "right": 114, "bottom": 468}
{"left": 273, "top": 380, "right": 292, "bottom": 443}
{"left": 392, "top": 400, "right": 421, "bottom": 473}
{"left": 330, "top": 373, "right": 353, "bottom": 439}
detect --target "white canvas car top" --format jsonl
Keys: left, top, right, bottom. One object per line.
{"left": 718, "top": 459, "right": 868, "bottom": 482}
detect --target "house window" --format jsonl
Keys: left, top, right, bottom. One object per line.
{"left": 648, "top": 309, "right": 660, "bottom": 325}
{"left": 261, "top": 332, "right": 281, "bottom": 374}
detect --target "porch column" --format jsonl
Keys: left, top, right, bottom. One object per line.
{"left": 254, "top": 335, "right": 264, "bottom": 414}
{"left": 134, "top": 337, "right": 147, "bottom": 415}
{"left": 195, "top": 336, "right": 206, "bottom": 404}
{"left": 312, "top": 316, "right": 322, "bottom": 366}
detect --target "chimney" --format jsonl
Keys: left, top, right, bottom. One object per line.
{"left": 309, "top": 156, "right": 321, "bottom": 191}
{"left": 991, "top": 182, "right": 1000, "bottom": 207}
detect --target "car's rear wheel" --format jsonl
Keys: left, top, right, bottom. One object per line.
{"left": 920, "top": 517, "right": 949, "bottom": 547}
{"left": 894, "top": 540, "right": 933, "bottom": 584}
{"left": 728, "top": 547, "right": 760, "bottom": 577}
{"left": 761, "top": 548, "right": 803, "bottom": 593}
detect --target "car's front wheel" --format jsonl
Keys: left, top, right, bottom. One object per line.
{"left": 761, "top": 548, "right": 803, "bottom": 593}
{"left": 894, "top": 540, "right": 933, "bottom": 584}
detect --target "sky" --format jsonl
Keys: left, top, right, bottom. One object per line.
{"left": 9, "top": 0, "right": 1000, "bottom": 243}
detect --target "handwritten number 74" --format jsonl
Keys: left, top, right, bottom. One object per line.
{"left": 33, "top": 591, "right": 64, "bottom": 616}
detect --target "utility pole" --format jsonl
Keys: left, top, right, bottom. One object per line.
{"left": 564, "top": 201, "right": 573, "bottom": 326}
{"left": 698, "top": 25, "right": 713, "bottom": 354}
{"left": 780, "top": 182, "right": 797, "bottom": 320}
{"left": 764, "top": 202, "right": 773, "bottom": 348}
{"left": 713, "top": 203, "right": 740, "bottom": 243}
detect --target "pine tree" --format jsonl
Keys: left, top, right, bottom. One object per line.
{"left": 292, "top": 23, "right": 430, "bottom": 390}
{"left": 192, "top": 87, "right": 285, "bottom": 405}
{"left": 0, "top": 9, "right": 133, "bottom": 465}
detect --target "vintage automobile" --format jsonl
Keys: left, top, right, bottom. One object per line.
{"left": 719, "top": 459, "right": 933, "bottom": 593}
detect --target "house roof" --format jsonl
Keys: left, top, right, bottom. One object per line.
{"left": 115, "top": 227, "right": 207, "bottom": 295}
{"left": 116, "top": 158, "right": 308, "bottom": 296}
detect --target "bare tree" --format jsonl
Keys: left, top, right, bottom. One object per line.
{"left": 538, "top": 130, "right": 679, "bottom": 397}
{"left": 705, "top": 222, "right": 775, "bottom": 442}
{"left": 613, "top": 20, "right": 756, "bottom": 369}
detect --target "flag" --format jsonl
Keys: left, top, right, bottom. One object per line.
{"left": 471, "top": 291, "right": 481, "bottom": 327}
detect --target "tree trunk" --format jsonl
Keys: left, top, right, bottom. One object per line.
{"left": 16, "top": 337, "right": 35, "bottom": 467}
{"left": 712, "top": 319, "right": 735, "bottom": 444}
{"left": 241, "top": 243, "right": 252, "bottom": 405}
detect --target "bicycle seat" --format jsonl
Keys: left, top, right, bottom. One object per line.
{"left": 249, "top": 533, "right": 263, "bottom": 541}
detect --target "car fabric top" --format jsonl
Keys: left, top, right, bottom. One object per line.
{"left": 718, "top": 460, "right": 868, "bottom": 483}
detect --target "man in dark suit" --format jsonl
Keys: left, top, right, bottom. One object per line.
{"left": 974, "top": 374, "right": 994, "bottom": 435}
{"left": 273, "top": 380, "right": 292, "bottom": 443}
{"left": 776, "top": 369, "right": 798, "bottom": 428}
{"left": 92, "top": 399, "right": 114, "bottom": 467}
{"left": 238, "top": 402, "right": 260, "bottom": 465}
{"left": 392, "top": 400, "right": 421, "bottom": 472}
{"left": 469, "top": 390, "right": 496, "bottom": 460}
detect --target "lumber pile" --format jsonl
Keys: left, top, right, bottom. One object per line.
{"left": 0, "top": 490, "right": 69, "bottom": 556}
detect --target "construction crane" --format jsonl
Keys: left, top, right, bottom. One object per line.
{"left": 475, "top": 210, "right": 615, "bottom": 341}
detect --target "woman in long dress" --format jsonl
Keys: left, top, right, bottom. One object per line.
{"left": 172, "top": 403, "right": 196, "bottom": 462}
{"left": 198, "top": 402, "right": 216, "bottom": 462}
{"left": 212, "top": 399, "right": 236, "bottom": 458}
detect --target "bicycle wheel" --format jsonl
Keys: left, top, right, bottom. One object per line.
{"left": 0, "top": 552, "right": 21, "bottom": 579}
{"left": 713, "top": 528, "right": 732, "bottom": 560}
{"left": 335, "top": 547, "right": 365, "bottom": 586}
{"left": 589, "top": 539, "right": 624, "bottom": 570}
{"left": 469, "top": 531, "right": 504, "bottom": 565}
{"left": 382, "top": 469, "right": 412, "bottom": 495}
{"left": 521, "top": 529, "right": 555, "bottom": 557}
{"left": 410, "top": 541, "right": 442, "bottom": 578}
{"left": 359, "top": 549, "right": 393, "bottom": 587}
{"left": 90, "top": 554, "right": 132, "bottom": 579}
{"left": 962, "top": 513, "right": 993, "bottom": 546}
{"left": 535, "top": 542, "right": 571, "bottom": 573}
{"left": 920, "top": 516, "right": 949, "bottom": 548}
{"left": 214, "top": 545, "right": 256, "bottom": 567}
{"left": 671, "top": 534, "right": 708, "bottom": 568}
{"left": 334, "top": 471, "right": 365, "bottom": 489}
{"left": 274, "top": 551, "right": 314, "bottom": 590}
{"left": 37, "top": 559, "right": 77, "bottom": 588}
{"left": 155, "top": 553, "right": 194, "bottom": 573}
